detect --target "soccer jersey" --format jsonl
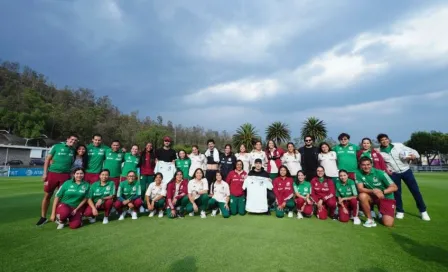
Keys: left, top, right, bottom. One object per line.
{"left": 293, "top": 181, "right": 311, "bottom": 196}
{"left": 355, "top": 168, "right": 395, "bottom": 200}
{"left": 89, "top": 181, "right": 115, "bottom": 202}
{"left": 175, "top": 158, "right": 191, "bottom": 179}
{"left": 243, "top": 176, "right": 273, "bottom": 213}
{"left": 48, "top": 143, "right": 75, "bottom": 173}
{"left": 56, "top": 179, "right": 90, "bottom": 208}
{"left": 103, "top": 149, "right": 124, "bottom": 178}
{"left": 121, "top": 153, "right": 139, "bottom": 177}
{"left": 212, "top": 181, "right": 230, "bottom": 203}
{"left": 333, "top": 144, "right": 360, "bottom": 172}
{"left": 281, "top": 152, "right": 302, "bottom": 176}
{"left": 235, "top": 153, "right": 251, "bottom": 173}
{"left": 86, "top": 144, "right": 106, "bottom": 174}
{"left": 335, "top": 178, "right": 358, "bottom": 198}
{"left": 117, "top": 181, "right": 141, "bottom": 201}
{"left": 189, "top": 154, "right": 207, "bottom": 177}
{"left": 145, "top": 182, "right": 167, "bottom": 199}
{"left": 318, "top": 151, "right": 338, "bottom": 177}
{"left": 155, "top": 161, "right": 176, "bottom": 185}
{"left": 188, "top": 178, "right": 209, "bottom": 200}
{"left": 250, "top": 151, "right": 267, "bottom": 168}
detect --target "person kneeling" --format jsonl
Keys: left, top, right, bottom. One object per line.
{"left": 293, "top": 171, "right": 313, "bottom": 219}
{"left": 145, "top": 172, "right": 167, "bottom": 218}
{"left": 187, "top": 168, "right": 209, "bottom": 218}
{"left": 114, "top": 171, "right": 142, "bottom": 220}
{"left": 84, "top": 169, "right": 115, "bottom": 224}
{"left": 356, "top": 157, "right": 398, "bottom": 228}
{"left": 166, "top": 170, "right": 189, "bottom": 219}
{"left": 335, "top": 170, "right": 361, "bottom": 225}
{"left": 208, "top": 171, "right": 230, "bottom": 218}
{"left": 273, "top": 166, "right": 295, "bottom": 218}
{"left": 310, "top": 166, "right": 337, "bottom": 220}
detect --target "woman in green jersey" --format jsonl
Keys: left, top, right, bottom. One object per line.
{"left": 121, "top": 144, "right": 140, "bottom": 181}
{"left": 175, "top": 150, "right": 191, "bottom": 180}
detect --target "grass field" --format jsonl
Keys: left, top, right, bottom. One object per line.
{"left": 1, "top": 173, "right": 447, "bottom": 272}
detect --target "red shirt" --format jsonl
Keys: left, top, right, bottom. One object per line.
{"left": 140, "top": 152, "right": 155, "bottom": 175}
{"left": 265, "top": 148, "right": 285, "bottom": 173}
{"left": 165, "top": 179, "right": 188, "bottom": 209}
{"left": 226, "top": 170, "right": 247, "bottom": 197}
{"left": 310, "top": 177, "right": 335, "bottom": 201}
{"left": 273, "top": 176, "right": 294, "bottom": 204}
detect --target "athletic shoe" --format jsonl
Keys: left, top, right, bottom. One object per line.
{"left": 332, "top": 215, "right": 338, "bottom": 221}
{"left": 200, "top": 211, "right": 206, "bottom": 219}
{"left": 139, "top": 206, "right": 145, "bottom": 213}
{"left": 131, "top": 211, "right": 138, "bottom": 220}
{"left": 189, "top": 212, "right": 194, "bottom": 217}
{"left": 421, "top": 211, "right": 431, "bottom": 221}
{"left": 353, "top": 217, "right": 361, "bottom": 225}
{"left": 177, "top": 213, "right": 185, "bottom": 219}
{"left": 127, "top": 209, "right": 132, "bottom": 215}
{"left": 363, "top": 219, "right": 377, "bottom": 228}
{"left": 56, "top": 223, "right": 65, "bottom": 230}
{"left": 88, "top": 217, "right": 96, "bottom": 224}
{"left": 288, "top": 211, "right": 293, "bottom": 218}
{"left": 118, "top": 212, "right": 126, "bottom": 221}
{"left": 396, "top": 212, "right": 404, "bottom": 219}
{"left": 158, "top": 211, "right": 164, "bottom": 218}
{"left": 148, "top": 211, "right": 156, "bottom": 218}
{"left": 102, "top": 217, "right": 109, "bottom": 224}
{"left": 36, "top": 217, "right": 48, "bottom": 227}
{"left": 297, "top": 212, "right": 303, "bottom": 219}
{"left": 371, "top": 211, "right": 377, "bottom": 219}
{"left": 211, "top": 209, "right": 218, "bottom": 217}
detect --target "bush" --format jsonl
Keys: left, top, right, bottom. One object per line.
{"left": 173, "top": 144, "right": 192, "bottom": 154}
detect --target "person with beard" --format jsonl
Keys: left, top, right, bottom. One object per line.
{"left": 204, "top": 139, "right": 220, "bottom": 190}
{"left": 155, "top": 136, "right": 177, "bottom": 185}
{"left": 243, "top": 159, "right": 274, "bottom": 215}
{"left": 298, "top": 136, "right": 319, "bottom": 180}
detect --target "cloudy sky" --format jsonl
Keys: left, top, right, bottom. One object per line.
{"left": 1, "top": 0, "right": 447, "bottom": 142}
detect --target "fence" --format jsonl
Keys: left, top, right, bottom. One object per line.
{"left": 411, "top": 166, "right": 448, "bottom": 172}
{"left": 0, "top": 166, "right": 43, "bottom": 177}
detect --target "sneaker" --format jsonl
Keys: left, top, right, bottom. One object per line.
{"left": 189, "top": 212, "right": 194, "bottom": 217}
{"left": 127, "top": 209, "right": 132, "bottom": 215}
{"left": 421, "top": 211, "right": 431, "bottom": 221}
{"left": 353, "top": 217, "right": 361, "bottom": 225}
{"left": 396, "top": 212, "right": 404, "bottom": 219}
{"left": 371, "top": 211, "right": 377, "bottom": 218}
{"left": 332, "top": 215, "right": 338, "bottom": 221}
{"left": 148, "top": 211, "right": 156, "bottom": 218}
{"left": 200, "top": 211, "right": 206, "bottom": 219}
{"left": 118, "top": 212, "right": 126, "bottom": 221}
{"left": 363, "top": 219, "right": 377, "bottom": 228}
{"left": 211, "top": 209, "right": 218, "bottom": 217}
{"left": 297, "top": 212, "right": 303, "bottom": 219}
{"left": 131, "top": 211, "right": 138, "bottom": 220}
{"left": 288, "top": 211, "right": 293, "bottom": 218}
{"left": 88, "top": 217, "right": 96, "bottom": 224}
{"left": 139, "top": 206, "right": 145, "bottom": 213}
{"left": 36, "top": 217, "right": 48, "bottom": 227}
{"left": 177, "top": 213, "right": 185, "bottom": 219}
{"left": 56, "top": 223, "right": 65, "bottom": 230}
{"left": 158, "top": 211, "right": 164, "bottom": 218}
{"left": 102, "top": 217, "right": 109, "bottom": 224}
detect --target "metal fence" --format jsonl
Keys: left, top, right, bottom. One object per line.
{"left": 411, "top": 166, "right": 448, "bottom": 172}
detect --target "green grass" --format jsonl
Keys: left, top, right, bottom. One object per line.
{"left": 1, "top": 173, "right": 447, "bottom": 272}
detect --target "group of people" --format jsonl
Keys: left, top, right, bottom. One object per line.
{"left": 36, "top": 132, "right": 431, "bottom": 230}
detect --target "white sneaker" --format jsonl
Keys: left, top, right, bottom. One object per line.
{"left": 288, "top": 211, "right": 293, "bottom": 218}
{"left": 396, "top": 212, "right": 404, "bottom": 219}
{"left": 189, "top": 212, "right": 194, "bottom": 217}
{"left": 118, "top": 212, "right": 126, "bottom": 221}
{"left": 200, "top": 211, "right": 206, "bottom": 219}
{"left": 158, "top": 211, "right": 164, "bottom": 218}
{"left": 57, "top": 223, "right": 65, "bottom": 230}
{"left": 88, "top": 217, "right": 96, "bottom": 224}
{"left": 139, "top": 206, "right": 145, "bottom": 213}
{"left": 363, "top": 219, "right": 377, "bottom": 228}
{"left": 353, "top": 217, "right": 361, "bottom": 225}
{"left": 148, "top": 211, "right": 156, "bottom": 217}
{"left": 371, "top": 211, "right": 377, "bottom": 218}
{"left": 421, "top": 211, "right": 431, "bottom": 221}
{"left": 297, "top": 212, "right": 303, "bottom": 219}
{"left": 102, "top": 217, "right": 109, "bottom": 224}
{"left": 131, "top": 211, "right": 138, "bottom": 220}
{"left": 211, "top": 209, "right": 218, "bottom": 217}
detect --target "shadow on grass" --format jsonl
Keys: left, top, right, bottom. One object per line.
{"left": 169, "top": 256, "right": 197, "bottom": 272}
{"left": 392, "top": 233, "right": 448, "bottom": 269}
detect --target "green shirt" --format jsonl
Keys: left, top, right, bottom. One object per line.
{"left": 335, "top": 178, "right": 358, "bottom": 198}
{"left": 359, "top": 150, "right": 372, "bottom": 160}
{"left": 175, "top": 158, "right": 191, "bottom": 179}
{"left": 355, "top": 168, "right": 395, "bottom": 200}
{"left": 89, "top": 181, "right": 116, "bottom": 202}
{"left": 333, "top": 143, "right": 360, "bottom": 172}
{"left": 103, "top": 149, "right": 124, "bottom": 178}
{"left": 48, "top": 143, "right": 75, "bottom": 173}
{"left": 380, "top": 144, "right": 394, "bottom": 154}
{"left": 293, "top": 181, "right": 311, "bottom": 196}
{"left": 121, "top": 153, "right": 139, "bottom": 177}
{"left": 86, "top": 144, "right": 106, "bottom": 174}
{"left": 117, "top": 181, "right": 141, "bottom": 201}
{"left": 56, "top": 179, "right": 90, "bottom": 208}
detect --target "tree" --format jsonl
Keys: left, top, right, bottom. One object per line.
{"left": 232, "top": 123, "right": 260, "bottom": 151}
{"left": 301, "top": 117, "right": 327, "bottom": 143}
{"left": 136, "top": 125, "right": 172, "bottom": 149}
{"left": 265, "top": 121, "right": 291, "bottom": 146}
{"left": 405, "top": 131, "right": 448, "bottom": 165}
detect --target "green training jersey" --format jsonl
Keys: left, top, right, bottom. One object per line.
{"left": 293, "top": 181, "right": 311, "bottom": 196}
{"left": 175, "top": 158, "right": 191, "bottom": 179}
{"left": 48, "top": 143, "right": 75, "bottom": 173}
{"left": 355, "top": 168, "right": 395, "bottom": 200}
{"left": 89, "top": 180, "right": 116, "bottom": 202}
{"left": 85, "top": 144, "right": 106, "bottom": 174}
{"left": 121, "top": 153, "right": 139, "bottom": 177}
{"left": 359, "top": 150, "right": 372, "bottom": 160}
{"left": 335, "top": 178, "right": 358, "bottom": 198}
{"left": 333, "top": 143, "right": 360, "bottom": 172}
{"left": 103, "top": 149, "right": 124, "bottom": 178}
{"left": 117, "top": 181, "right": 141, "bottom": 200}
{"left": 56, "top": 179, "right": 90, "bottom": 208}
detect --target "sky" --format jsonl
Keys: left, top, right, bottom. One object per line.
{"left": 1, "top": 0, "right": 448, "bottom": 142}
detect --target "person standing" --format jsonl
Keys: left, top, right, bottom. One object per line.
{"left": 272, "top": 166, "right": 295, "bottom": 218}
{"left": 265, "top": 140, "right": 284, "bottom": 180}
{"left": 219, "top": 144, "right": 237, "bottom": 181}
{"left": 103, "top": 140, "right": 124, "bottom": 190}
{"left": 281, "top": 142, "right": 302, "bottom": 180}
{"left": 310, "top": 166, "right": 337, "bottom": 220}
{"left": 377, "top": 133, "right": 430, "bottom": 221}
{"left": 155, "top": 136, "right": 177, "bottom": 185}
{"left": 189, "top": 145, "right": 207, "bottom": 179}
{"left": 226, "top": 160, "right": 247, "bottom": 216}
{"left": 249, "top": 140, "right": 267, "bottom": 169}
{"left": 85, "top": 134, "right": 107, "bottom": 184}
{"left": 298, "top": 136, "right": 319, "bottom": 180}
{"left": 37, "top": 134, "right": 78, "bottom": 227}
{"left": 243, "top": 159, "right": 274, "bottom": 215}
{"left": 204, "top": 139, "right": 220, "bottom": 189}
{"left": 165, "top": 170, "right": 189, "bottom": 219}
{"left": 71, "top": 144, "right": 88, "bottom": 172}
{"left": 145, "top": 173, "right": 167, "bottom": 218}
{"left": 208, "top": 171, "right": 231, "bottom": 218}
{"left": 335, "top": 170, "right": 361, "bottom": 225}
{"left": 114, "top": 170, "right": 142, "bottom": 220}
{"left": 84, "top": 169, "right": 115, "bottom": 224}
{"left": 140, "top": 143, "right": 156, "bottom": 202}
{"left": 175, "top": 150, "right": 191, "bottom": 181}
{"left": 235, "top": 144, "right": 251, "bottom": 173}
{"left": 120, "top": 145, "right": 140, "bottom": 182}
{"left": 357, "top": 138, "right": 388, "bottom": 172}
{"left": 333, "top": 133, "right": 359, "bottom": 180}
{"left": 294, "top": 170, "right": 313, "bottom": 219}
{"left": 318, "top": 142, "right": 338, "bottom": 179}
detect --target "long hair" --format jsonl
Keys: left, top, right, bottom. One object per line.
{"left": 278, "top": 165, "right": 291, "bottom": 177}
{"left": 140, "top": 143, "right": 156, "bottom": 168}
{"left": 171, "top": 169, "right": 184, "bottom": 184}
{"left": 75, "top": 144, "right": 88, "bottom": 169}
{"left": 295, "top": 170, "right": 306, "bottom": 185}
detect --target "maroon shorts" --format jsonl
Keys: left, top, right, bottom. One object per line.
{"left": 84, "top": 173, "right": 100, "bottom": 184}
{"left": 110, "top": 177, "right": 121, "bottom": 190}
{"left": 372, "top": 197, "right": 396, "bottom": 217}
{"left": 348, "top": 172, "right": 356, "bottom": 181}
{"left": 44, "top": 172, "right": 71, "bottom": 193}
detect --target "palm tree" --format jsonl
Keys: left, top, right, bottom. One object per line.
{"left": 265, "top": 121, "right": 291, "bottom": 146}
{"left": 232, "top": 123, "right": 260, "bottom": 151}
{"left": 301, "top": 117, "right": 327, "bottom": 143}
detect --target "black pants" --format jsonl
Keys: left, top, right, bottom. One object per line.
{"left": 206, "top": 170, "right": 217, "bottom": 192}
{"left": 304, "top": 169, "right": 317, "bottom": 181}
{"left": 267, "top": 190, "right": 276, "bottom": 207}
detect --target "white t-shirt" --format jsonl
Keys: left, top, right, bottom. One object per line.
{"left": 318, "top": 151, "right": 338, "bottom": 177}
{"left": 155, "top": 161, "right": 175, "bottom": 185}
{"left": 212, "top": 181, "right": 230, "bottom": 203}
{"left": 188, "top": 178, "right": 209, "bottom": 200}
{"left": 250, "top": 151, "right": 267, "bottom": 168}
{"left": 243, "top": 175, "right": 273, "bottom": 213}
{"left": 145, "top": 182, "right": 167, "bottom": 199}
{"left": 281, "top": 152, "right": 302, "bottom": 176}
{"left": 235, "top": 153, "right": 251, "bottom": 173}
{"left": 189, "top": 153, "right": 207, "bottom": 177}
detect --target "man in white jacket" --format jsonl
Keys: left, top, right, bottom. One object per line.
{"left": 377, "top": 133, "right": 430, "bottom": 221}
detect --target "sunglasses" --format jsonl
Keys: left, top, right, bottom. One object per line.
{"left": 305, "top": 139, "right": 312, "bottom": 142}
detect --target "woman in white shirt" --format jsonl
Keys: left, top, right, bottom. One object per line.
{"left": 281, "top": 142, "right": 302, "bottom": 181}
{"left": 318, "top": 142, "right": 338, "bottom": 179}
{"left": 186, "top": 168, "right": 209, "bottom": 218}
{"left": 188, "top": 145, "right": 207, "bottom": 179}
{"left": 208, "top": 171, "right": 230, "bottom": 218}
{"left": 250, "top": 140, "right": 267, "bottom": 169}
{"left": 145, "top": 173, "right": 167, "bottom": 218}
{"left": 235, "top": 144, "right": 251, "bottom": 173}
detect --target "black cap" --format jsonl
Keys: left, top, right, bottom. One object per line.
{"left": 254, "top": 158, "right": 262, "bottom": 164}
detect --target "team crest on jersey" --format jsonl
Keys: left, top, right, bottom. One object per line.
{"left": 373, "top": 153, "right": 377, "bottom": 158}
{"left": 373, "top": 177, "right": 378, "bottom": 182}
{"left": 70, "top": 185, "right": 74, "bottom": 189}
{"left": 132, "top": 187, "right": 136, "bottom": 191}
{"left": 82, "top": 185, "right": 86, "bottom": 190}
{"left": 324, "top": 183, "right": 328, "bottom": 187}
{"left": 228, "top": 158, "right": 232, "bottom": 161}
{"left": 349, "top": 146, "right": 353, "bottom": 150}
{"left": 286, "top": 182, "right": 290, "bottom": 186}
{"left": 106, "top": 186, "right": 110, "bottom": 191}
{"left": 96, "top": 189, "right": 100, "bottom": 192}
{"left": 362, "top": 177, "right": 366, "bottom": 181}
{"left": 304, "top": 188, "right": 308, "bottom": 192}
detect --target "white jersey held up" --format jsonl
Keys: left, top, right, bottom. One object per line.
{"left": 155, "top": 161, "right": 175, "bottom": 185}
{"left": 243, "top": 176, "right": 273, "bottom": 213}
